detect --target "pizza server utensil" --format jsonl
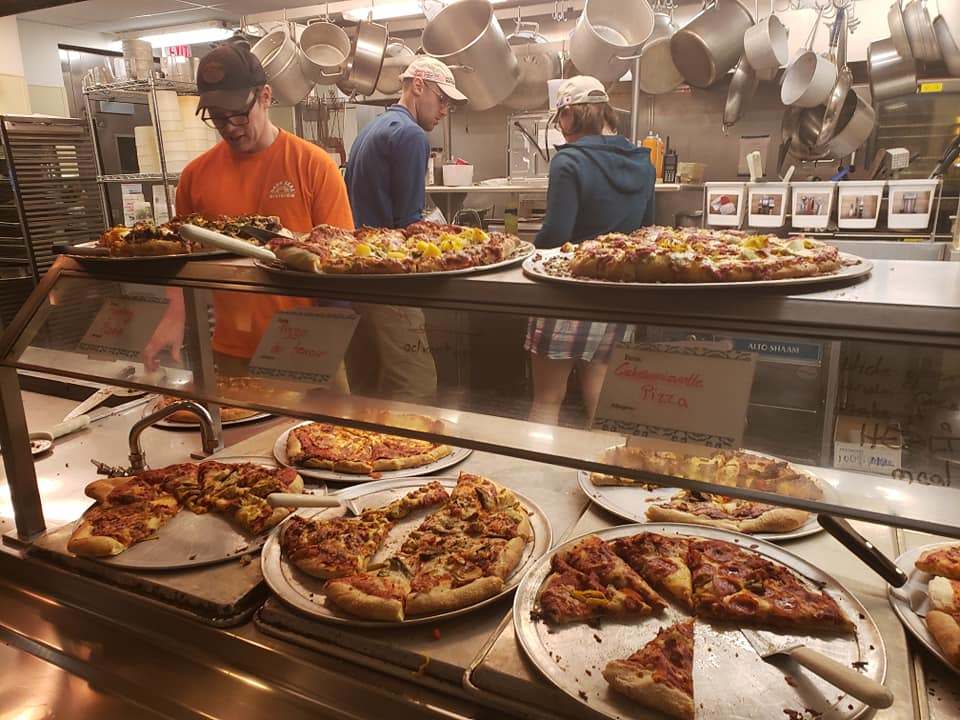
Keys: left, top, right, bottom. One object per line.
{"left": 28, "top": 415, "right": 93, "bottom": 456}
{"left": 740, "top": 628, "right": 895, "bottom": 708}
{"left": 267, "top": 493, "right": 361, "bottom": 515}
{"left": 179, "top": 224, "right": 278, "bottom": 262}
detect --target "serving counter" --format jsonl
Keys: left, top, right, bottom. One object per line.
{"left": 1, "top": 252, "right": 959, "bottom": 718}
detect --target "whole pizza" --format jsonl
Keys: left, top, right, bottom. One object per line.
{"left": 280, "top": 472, "right": 533, "bottom": 621}
{"left": 97, "top": 213, "right": 282, "bottom": 257}
{"left": 544, "top": 226, "right": 844, "bottom": 283}
{"left": 285, "top": 414, "right": 453, "bottom": 476}
{"left": 536, "top": 531, "right": 856, "bottom": 718}
{"left": 266, "top": 220, "right": 521, "bottom": 275}
{"left": 68, "top": 461, "right": 304, "bottom": 557}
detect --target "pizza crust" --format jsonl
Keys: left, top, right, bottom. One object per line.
{"left": 67, "top": 523, "right": 126, "bottom": 557}
{"left": 927, "top": 610, "right": 960, "bottom": 667}
{"left": 601, "top": 662, "right": 694, "bottom": 720}
{"left": 917, "top": 546, "right": 960, "bottom": 580}
{"left": 405, "top": 575, "right": 503, "bottom": 616}
{"left": 930, "top": 576, "right": 960, "bottom": 614}
{"left": 165, "top": 406, "right": 260, "bottom": 423}
{"left": 84, "top": 475, "right": 135, "bottom": 502}
{"left": 273, "top": 245, "right": 323, "bottom": 273}
{"left": 646, "top": 504, "right": 809, "bottom": 534}
{"left": 324, "top": 579, "right": 405, "bottom": 622}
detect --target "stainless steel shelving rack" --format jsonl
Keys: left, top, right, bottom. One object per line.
{"left": 82, "top": 77, "right": 197, "bottom": 224}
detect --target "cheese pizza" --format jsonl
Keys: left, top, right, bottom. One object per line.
{"left": 542, "top": 226, "right": 844, "bottom": 283}
{"left": 266, "top": 220, "right": 521, "bottom": 275}
{"left": 97, "top": 213, "right": 282, "bottom": 257}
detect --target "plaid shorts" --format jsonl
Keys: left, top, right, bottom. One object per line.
{"left": 524, "top": 317, "right": 633, "bottom": 362}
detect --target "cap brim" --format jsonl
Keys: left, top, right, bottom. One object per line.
{"left": 197, "top": 88, "right": 254, "bottom": 112}
{"left": 437, "top": 82, "right": 467, "bottom": 103}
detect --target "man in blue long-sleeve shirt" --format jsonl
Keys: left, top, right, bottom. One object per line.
{"left": 346, "top": 57, "right": 466, "bottom": 228}
{"left": 344, "top": 57, "right": 467, "bottom": 402}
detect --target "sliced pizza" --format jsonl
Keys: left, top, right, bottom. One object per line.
{"left": 687, "top": 538, "right": 855, "bottom": 633}
{"left": 646, "top": 490, "right": 809, "bottom": 534}
{"left": 602, "top": 619, "right": 695, "bottom": 720}
{"left": 538, "top": 556, "right": 659, "bottom": 625}
{"left": 325, "top": 559, "right": 413, "bottom": 622}
{"left": 611, "top": 532, "right": 693, "bottom": 608}
{"left": 916, "top": 545, "right": 960, "bottom": 581}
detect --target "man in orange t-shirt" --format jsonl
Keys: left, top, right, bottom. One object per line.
{"left": 144, "top": 42, "right": 352, "bottom": 373}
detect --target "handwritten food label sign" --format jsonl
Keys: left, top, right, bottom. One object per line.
{"left": 250, "top": 307, "right": 359, "bottom": 387}
{"left": 592, "top": 342, "right": 757, "bottom": 450}
{"left": 78, "top": 295, "right": 169, "bottom": 361}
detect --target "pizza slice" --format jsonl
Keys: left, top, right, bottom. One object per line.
{"left": 377, "top": 479, "right": 449, "bottom": 521}
{"left": 325, "top": 558, "right": 413, "bottom": 622}
{"left": 646, "top": 490, "right": 809, "bottom": 534}
{"left": 927, "top": 577, "right": 960, "bottom": 667}
{"left": 602, "top": 619, "right": 695, "bottom": 720}
{"left": 559, "top": 535, "right": 666, "bottom": 612}
{"left": 537, "top": 555, "right": 658, "bottom": 625}
{"left": 688, "top": 538, "right": 855, "bottom": 633}
{"left": 611, "top": 532, "right": 693, "bottom": 608}
{"left": 916, "top": 545, "right": 960, "bottom": 580}
{"left": 69, "top": 481, "right": 180, "bottom": 557}
{"left": 280, "top": 511, "right": 394, "bottom": 579}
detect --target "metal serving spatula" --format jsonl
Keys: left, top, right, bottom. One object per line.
{"left": 740, "top": 629, "right": 895, "bottom": 709}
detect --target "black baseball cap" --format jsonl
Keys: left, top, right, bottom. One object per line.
{"left": 196, "top": 42, "right": 267, "bottom": 112}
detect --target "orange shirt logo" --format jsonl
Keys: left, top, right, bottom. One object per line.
{"left": 268, "top": 180, "right": 296, "bottom": 199}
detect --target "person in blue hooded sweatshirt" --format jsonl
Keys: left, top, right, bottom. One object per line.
{"left": 526, "top": 76, "right": 656, "bottom": 425}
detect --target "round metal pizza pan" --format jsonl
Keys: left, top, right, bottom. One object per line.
{"left": 577, "top": 468, "right": 833, "bottom": 542}
{"left": 523, "top": 248, "right": 873, "bottom": 289}
{"left": 513, "top": 523, "right": 886, "bottom": 720}
{"left": 251, "top": 240, "right": 535, "bottom": 280}
{"left": 273, "top": 421, "right": 473, "bottom": 483}
{"left": 88, "top": 456, "right": 323, "bottom": 571}
{"left": 143, "top": 396, "right": 273, "bottom": 430}
{"left": 65, "top": 240, "right": 231, "bottom": 262}
{"left": 888, "top": 543, "right": 960, "bottom": 676}
{"left": 261, "top": 476, "right": 553, "bottom": 627}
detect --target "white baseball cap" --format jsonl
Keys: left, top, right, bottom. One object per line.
{"left": 400, "top": 57, "right": 468, "bottom": 102}
{"left": 548, "top": 75, "right": 609, "bottom": 125}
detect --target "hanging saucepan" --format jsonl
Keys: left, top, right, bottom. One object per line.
{"left": 299, "top": 19, "right": 351, "bottom": 84}
{"left": 781, "top": 6, "right": 837, "bottom": 108}
{"left": 825, "top": 89, "right": 876, "bottom": 158}
{"left": 376, "top": 38, "right": 415, "bottom": 95}
{"left": 252, "top": 27, "right": 314, "bottom": 106}
{"left": 421, "top": 0, "right": 520, "bottom": 111}
{"left": 670, "top": 0, "right": 755, "bottom": 89}
{"left": 867, "top": 37, "right": 917, "bottom": 102}
{"left": 337, "top": 20, "right": 387, "bottom": 97}
{"left": 743, "top": 0, "right": 788, "bottom": 81}
{"left": 636, "top": 10, "right": 684, "bottom": 95}
{"left": 569, "top": 0, "right": 655, "bottom": 83}
{"left": 502, "top": 45, "right": 562, "bottom": 111}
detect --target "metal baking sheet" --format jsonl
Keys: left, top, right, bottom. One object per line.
{"left": 144, "top": 396, "right": 273, "bottom": 430}
{"left": 523, "top": 248, "right": 873, "bottom": 289}
{"left": 513, "top": 523, "right": 886, "bottom": 720}
{"left": 89, "top": 458, "right": 325, "bottom": 571}
{"left": 577, "top": 470, "right": 831, "bottom": 542}
{"left": 252, "top": 240, "right": 535, "bottom": 279}
{"left": 64, "top": 240, "right": 230, "bottom": 262}
{"left": 888, "top": 543, "right": 960, "bottom": 676}
{"left": 261, "top": 476, "right": 552, "bottom": 627}
{"left": 273, "top": 421, "right": 472, "bottom": 483}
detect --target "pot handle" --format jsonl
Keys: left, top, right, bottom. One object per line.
{"left": 615, "top": 51, "right": 644, "bottom": 61}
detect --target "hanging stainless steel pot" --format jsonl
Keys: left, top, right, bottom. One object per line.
{"left": 376, "top": 38, "right": 415, "bottom": 95}
{"left": 818, "top": 9, "right": 851, "bottom": 146}
{"left": 299, "top": 20, "right": 351, "bottom": 84}
{"left": 723, "top": 56, "right": 758, "bottom": 131}
{"left": 569, "top": 0, "right": 655, "bottom": 82}
{"left": 867, "top": 37, "right": 917, "bottom": 101}
{"left": 671, "top": 0, "right": 754, "bottom": 88}
{"left": 826, "top": 89, "right": 876, "bottom": 157}
{"left": 637, "top": 11, "right": 684, "bottom": 95}
{"left": 338, "top": 21, "right": 387, "bottom": 97}
{"left": 888, "top": 0, "right": 914, "bottom": 58}
{"left": 502, "top": 45, "right": 562, "bottom": 111}
{"left": 743, "top": 0, "right": 788, "bottom": 78}
{"left": 422, "top": 0, "right": 519, "bottom": 111}
{"left": 934, "top": 13, "right": 960, "bottom": 77}
{"left": 252, "top": 28, "right": 314, "bottom": 106}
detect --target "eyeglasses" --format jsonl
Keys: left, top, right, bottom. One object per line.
{"left": 200, "top": 92, "right": 259, "bottom": 130}
{"left": 429, "top": 84, "right": 450, "bottom": 109}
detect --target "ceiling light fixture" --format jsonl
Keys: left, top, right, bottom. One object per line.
{"left": 133, "top": 21, "right": 235, "bottom": 48}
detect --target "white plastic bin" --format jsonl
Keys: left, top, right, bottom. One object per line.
{"left": 887, "top": 179, "right": 939, "bottom": 230}
{"left": 837, "top": 181, "right": 885, "bottom": 229}
{"left": 791, "top": 181, "right": 835, "bottom": 230}
{"left": 442, "top": 164, "right": 474, "bottom": 187}
{"left": 747, "top": 183, "right": 789, "bottom": 228}
{"left": 705, "top": 182, "right": 746, "bottom": 227}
